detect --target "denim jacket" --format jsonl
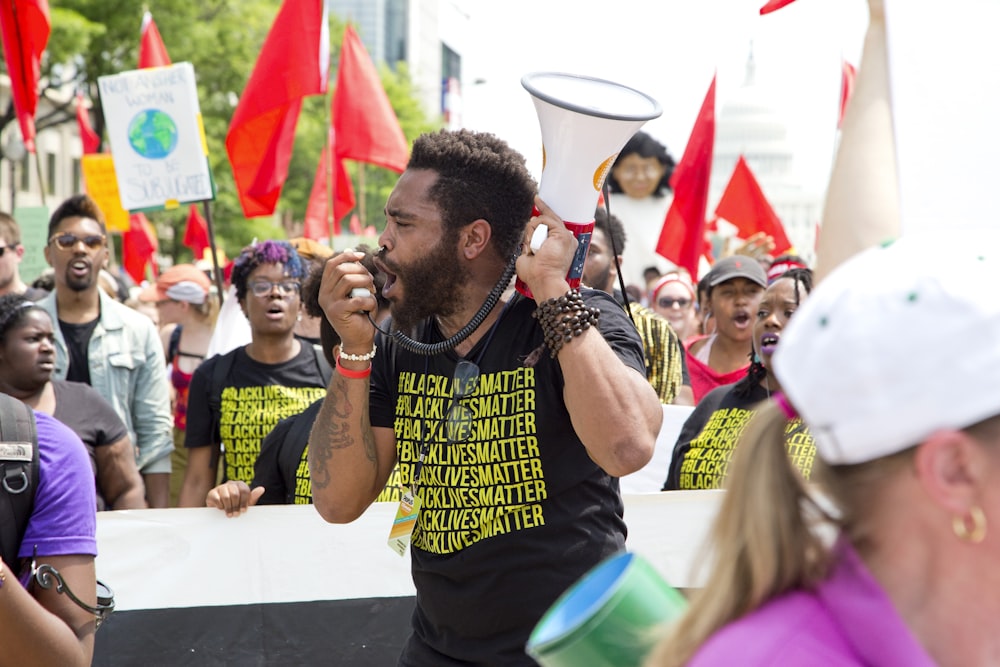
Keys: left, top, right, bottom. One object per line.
{"left": 37, "top": 290, "right": 174, "bottom": 473}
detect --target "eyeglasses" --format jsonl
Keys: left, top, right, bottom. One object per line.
{"left": 0, "top": 243, "right": 19, "bottom": 257}
{"left": 48, "top": 233, "right": 105, "bottom": 251}
{"left": 248, "top": 279, "right": 301, "bottom": 297}
{"left": 616, "top": 164, "right": 663, "bottom": 180}
{"left": 658, "top": 297, "right": 691, "bottom": 309}
{"left": 412, "top": 361, "right": 480, "bottom": 493}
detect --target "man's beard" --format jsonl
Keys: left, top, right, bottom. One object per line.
{"left": 64, "top": 267, "right": 97, "bottom": 293}
{"left": 386, "top": 231, "right": 469, "bottom": 335}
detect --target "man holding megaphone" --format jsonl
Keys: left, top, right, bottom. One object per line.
{"left": 310, "top": 128, "right": 663, "bottom": 665}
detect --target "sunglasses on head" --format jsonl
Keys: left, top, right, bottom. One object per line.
{"left": 49, "top": 233, "right": 105, "bottom": 251}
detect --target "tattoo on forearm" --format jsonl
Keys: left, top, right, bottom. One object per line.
{"left": 308, "top": 378, "right": 376, "bottom": 491}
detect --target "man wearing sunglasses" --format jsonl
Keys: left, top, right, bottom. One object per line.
{"left": 36, "top": 195, "right": 174, "bottom": 507}
{"left": 0, "top": 211, "right": 48, "bottom": 300}
{"left": 310, "top": 130, "right": 663, "bottom": 665}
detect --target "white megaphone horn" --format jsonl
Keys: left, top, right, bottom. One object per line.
{"left": 516, "top": 72, "right": 662, "bottom": 297}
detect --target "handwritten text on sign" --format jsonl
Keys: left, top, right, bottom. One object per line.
{"left": 98, "top": 62, "right": 213, "bottom": 211}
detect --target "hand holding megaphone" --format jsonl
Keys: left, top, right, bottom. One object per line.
{"left": 517, "top": 197, "right": 580, "bottom": 300}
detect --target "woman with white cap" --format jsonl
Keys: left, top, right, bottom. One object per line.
{"left": 648, "top": 235, "right": 1000, "bottom": 666}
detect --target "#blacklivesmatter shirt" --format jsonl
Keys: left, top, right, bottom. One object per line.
{"left": 184, "top": 343, "right": 327, "bottom": 485}
{"left": 663, "top": 380, "right": 816, "bottom": 490}
{"left": 253, "top": 399, "right": 402, "bottom": 506}
{"left": 370, "top": 289, "right": 646, "bottom": 666}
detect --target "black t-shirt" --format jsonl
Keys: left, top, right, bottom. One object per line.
{"left": 185, "top": 343, "right": 328, "bottom": 485}
{"left": 370, "top": 289, "right": 645, "bottom": 666}
{"left": 59, "top": 318, "right": 99, "bottom": 384}
{"left": 51, "top": 379, "right": 130, "bottom": 510}
{"left": 253, "top": 399, "right": 402, "bottom": 505}
{"left": 663, "top": 380, "right": 816, "bottom": 490}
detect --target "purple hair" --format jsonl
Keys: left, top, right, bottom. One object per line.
{"left": 230, "top": 240, "right": 305, "bottom": 301}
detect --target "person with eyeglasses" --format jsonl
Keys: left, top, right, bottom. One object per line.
{"left": 605, "top": 131, "right": 679, "bottom": 290}
{"left": 310, "top": 129, "right": 664, "bottom": 665}
{"left": 36, "top": 195, "right": 174, "bottom": 508}
{"left": 178, "top": 241, "right": 330, "bottom": 508}
{"left": 649, "top": 271, "right": 700, "bottom": 343}
{"left": 0, "top": 211, "right": 49, "bottom": 301}
{"left": 205, "top": 253, "right": 401, "bottom": 514}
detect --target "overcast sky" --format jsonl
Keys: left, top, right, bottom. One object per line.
{"left": 458, "top": 0, "right": 868, "bottom": 195}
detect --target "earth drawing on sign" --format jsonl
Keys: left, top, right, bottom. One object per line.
{"left": 127, "top": 109, "right": 179, "bottom": 159}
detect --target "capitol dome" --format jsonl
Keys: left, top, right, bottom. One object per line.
{"left": 709, "top": 48, "right": 821, "bottom": 262}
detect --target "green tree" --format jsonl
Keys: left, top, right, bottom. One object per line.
{"left": 1, "top": 2, "right": 437, "bottom": 263}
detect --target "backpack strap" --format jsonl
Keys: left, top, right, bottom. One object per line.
{"left": 0, "top": 394, "right": 39, "bottom": 568}
{"left": 207, "top": 351, "right": 238, "bottom": 473}
{"left": 167, "top": 325, "right": 182, "bottom": 364}
{"left": 311, "top": 343, "right": 332, "bottom": 386}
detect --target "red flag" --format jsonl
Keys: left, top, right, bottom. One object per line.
{"left": 183, "top": 204, "right": 210, "bottom": 258}
{"left": 139, "top": 11, "right": 171, "bottom": 69}
{"left": 303, "top": 129, "right": 356, "bottom": 239}
{"left": 333, "top": 25, "right": 408, "bottom": 171}
{"left": 715, "top": 155, "right": 792, "bottom": 256}
{"left": 655, "top": 75, "right": 716, "bottom": 279}
{"left": 759, "top": 0, "right": 797, "bottom": 14}
{"left": 76, "top": 93, "right": 100, "bottom": 154}
{"left": 838, "top": 59, "right": 857, "bottom": 129}
{"left": 0, "top": 0, "right": 50, "bottom": 154}
{"left": 226, "top": 0, "right": 330, "bottom": 217}
{"left": 123, "top": 213, "right": 159, "bottom": 283}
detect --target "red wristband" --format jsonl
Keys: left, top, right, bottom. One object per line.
{"left": 336, "top": 354, "right": 371, "bottom": 380}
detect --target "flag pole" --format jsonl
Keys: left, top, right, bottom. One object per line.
{"left": 324, "top": 15, "right": 334, "bottom": 245}
{"left": 200, "top": 200, "right": 226, "bottom": 304}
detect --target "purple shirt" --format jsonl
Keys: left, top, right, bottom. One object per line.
{"left": 689, "top": 540, "right": 937, "bottom": 666}
{"left": 17, "top": 411, "right": 97, "bottom": 567}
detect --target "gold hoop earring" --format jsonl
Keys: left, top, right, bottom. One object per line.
{"left": 952, "top": 506, "right": 987, "bottom": 544}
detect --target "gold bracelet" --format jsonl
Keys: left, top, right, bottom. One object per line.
{"left": 339, "top": 344, "right": 377, "bottom": 362}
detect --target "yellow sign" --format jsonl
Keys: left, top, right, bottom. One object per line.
{"left": 81, "top": 154, "right": 130, "bottom": 232}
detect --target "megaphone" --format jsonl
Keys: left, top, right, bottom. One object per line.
{"left": 516, "top": 72, "right": 662, "bottom": 298}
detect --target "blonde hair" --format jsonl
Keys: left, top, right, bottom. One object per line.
{"left": 646, "top": 402, "right": 913, "bottom": 667}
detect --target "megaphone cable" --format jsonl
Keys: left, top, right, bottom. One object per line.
{"left": 367, "top": 252, "right": 519, "bottom": 356}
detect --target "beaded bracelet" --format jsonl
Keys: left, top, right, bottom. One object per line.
{"left": 339, "top": 344, "right": 377, "bottom": 362}
{"left": 532, "top": 288, "right": 601, "bottom": 358}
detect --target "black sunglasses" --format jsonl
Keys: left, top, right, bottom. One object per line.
{"left": 0, "top": 243, "right": 19, "bottom": 257}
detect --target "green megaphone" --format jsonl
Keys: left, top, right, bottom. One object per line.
{"left": 526, "top": 551, "right": 687, "bottom": 667}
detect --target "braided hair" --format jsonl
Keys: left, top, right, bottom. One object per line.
{"left": 733, "top": 267, "right": 813, "bottom": 398}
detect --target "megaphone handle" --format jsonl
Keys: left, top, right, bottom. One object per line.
{"left": 528, "top": 205, "right": 547, "bottom": 252}
{"left": 529, "top": 226, "right": 548, "bottom": 252}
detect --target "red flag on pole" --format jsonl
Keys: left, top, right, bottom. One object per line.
{"left": 759, "top": 0, "right": 797, "bottom": 15}
{"left": 304, "top": 25, "right": 408, "bottom": 238}
{"left": 303, "top": 130, "right": 356, "bottom": 239}
{"left": 183, "top": 204, "right": 211, "bottom": 258}
{"left": 0, "top": 0, "right": 50, "bottom": 154}
{"left": 838, "top": 59, "right": 857, "bottom": 129}
{"left": 333, "top": 25, "right": 409, "bottom": 171}
{"left": 226, "top": 0, "right": 330, "bottom": 218}
{"left": 123, "top": 213, "right": 159, "bottom": 283}
{"left": 715, "top": 155, "right": 792, "bottom": 256}
{"left": 76, "top": 93, "right": 100, "bottom": 154}
{"left": 655, "top": 75, "right": 716, "bottom": 279}
{"left": 139, "top": 11, "right": 171, "bottom": 69}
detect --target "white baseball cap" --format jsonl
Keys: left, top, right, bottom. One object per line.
{"left": 773, "top": 234, "right": 1000, "bottom": 465}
